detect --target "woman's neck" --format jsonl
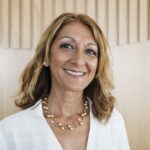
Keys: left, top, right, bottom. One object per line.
{"left": 47, "top": 89, "right": 84, "bottom": 117}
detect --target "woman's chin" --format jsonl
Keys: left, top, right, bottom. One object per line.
{"left": 63, "top": 85, "right": 85, "bottom": 93}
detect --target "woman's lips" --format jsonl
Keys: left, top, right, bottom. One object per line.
{"left": 64, "top": 68, "right": 86, "bottom": 76}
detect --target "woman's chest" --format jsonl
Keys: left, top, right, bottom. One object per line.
{"left": 50, "top": 123, "right": 90, "bottom": 150}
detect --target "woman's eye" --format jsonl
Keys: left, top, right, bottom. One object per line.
{"left": 60, "top": 43, "right": 73, "bottom": 49}
{"left": 86, "top": 49, "right": 97, "bottom": 56}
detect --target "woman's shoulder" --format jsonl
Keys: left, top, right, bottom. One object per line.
{"left": 92, "top": 108, "right": 126, "bottom": 128}
{"left": 91, "top": 108, "right": 127, "bottom": 138}
{"left": 0, "top": 100, "right": 42, "bottom": 128}
{"left": 106, "top": 108, "right": 126, "bottom": 127}
{"left": 111, "top": 108, "right": 125, "bottom": 122}
{"left": 88, "top": 97, "right": 125, "bottom": 126}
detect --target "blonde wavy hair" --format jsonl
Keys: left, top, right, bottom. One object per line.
{"left": 15, "top": 13, "right": 115, "bottom": 121}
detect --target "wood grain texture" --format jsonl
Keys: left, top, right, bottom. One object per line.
{"left": 32, "top": 0, "right": 42, "bottom": 48}
{"left": 108, "top": 0, "right": 118, "bottom": 46}
{"left": 149, "top": 0, "right": 150, "bottom": 39}
{"left": 42, "top": 0, "right": 53, "bottom": 32}
{"left": 76, "top": 0, "right": 86, "bottom": 13}
{"left": 0, "top": 0, "right": 150, "bottom": 49}
{"left": 129, "top": 0, "right": 139, "bottom": 43}
{"left": 86, "top": 0, "right": 97, "bottom": 20}
{"left": 54, "top": 0, "right": 64, "bottom": 18}
{"left": 118, "top": 0, "right": 128, "bottom": 45}
{"left": 97, "top": 0, "right": 108, "bottom": 38}
{"left": 10, "top": 0, "right": 20, "bottom": 48}
{"left": 0, "top": 0, "right": 9, "bottom": 48}
{"left": 139, "top": 0, "right": 148, "bottom": 41}
{"left": 64, "top": 0, "right": 75, "bottom": 12}
{"left": 21, "top": 0, "right": 31, "bottom": 48}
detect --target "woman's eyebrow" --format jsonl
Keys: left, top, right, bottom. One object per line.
{"left": 57, "top": 36, "right": 75, "bottom": 42}
{"left": 87, "top": 42, "right": 97, "bottom": 47}
{"left": 57, "top": 35, "right": 97, "bottom": 47}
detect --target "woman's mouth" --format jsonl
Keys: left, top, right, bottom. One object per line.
{"left": 64, "top": 68, "right": 86, "bottom": 76}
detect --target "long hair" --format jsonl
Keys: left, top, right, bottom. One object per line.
{"left": 15, "top": 13, "right": 115, "bottom": 121}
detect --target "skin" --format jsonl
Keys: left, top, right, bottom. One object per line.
{"left": 46, "top": 21, "right": 98, "bottom": 150}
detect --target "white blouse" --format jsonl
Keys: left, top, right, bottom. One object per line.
{"left": 0, "top": 100, "right": 130, "bottom": 150}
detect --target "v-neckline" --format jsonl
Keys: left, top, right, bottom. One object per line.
{"left": 39, "top": 99, "right": 95, "bottom": 150}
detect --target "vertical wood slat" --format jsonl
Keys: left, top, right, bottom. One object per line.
{"left": 32, "top": 0, "right": 42, "bottom": 48}
{"left": 97, "top": 0, "right": 108, "bottom": 39}
{"left": 64, "top": 0, "right": 75, "bottom": 12}
{"left": 129, "top": 0, "right": 139, "bottom": 43}
{"left": 118, "top": 0, "right": 128, "bottom": 45}
{"left": 108, "top": 0, "right": 118, "bottom": 47}
{"left": 86, "top": 0, "right": 97, "bottom": 20}
{"left": 149, "top": 0, "right": 150, "bottom": 39}
{"left": 76, "top": 0, "right": 86, "bottom": 13}
{"left": 10, "top": 0, "right": 20, "bottom": 48}
{"left": 0, "top": 0, "right": 150, "bottom": 49}
{"left": 139, "top": 0, "right": 148, "bottom": 41}
{"left": 42, "top": 0, "right": 53, "bottom": 32}
{"left": 0, "top": 0, "right": 9, "bottom": 48}
{"left": 54, "top": 0, "right": 64, "bottom": 18}
{"left": 21, "top": 0, "right": 31, "bottom": 49}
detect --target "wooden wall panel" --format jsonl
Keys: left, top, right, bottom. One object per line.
{"left": 97, "top": 0, "right": 108, "bottom": 38}
{"left": 86, "top": 0, "right": 97, "bottom": 20}
{"left": 54, "top": 0, "right": 64, "bottom": 18}
{"left": 21, "top": 0, "right": 31, "bottom": 49}
{"left": 32, "top": 0, "right": 42, "bottom": 48}
{"left": 42, "top": 0, "right": 53, "bottom": 32}
{"left": 64, "top": 0, "right": 75, "bottom": 12}
{"left": 10, "top": 0, "right": 20, "bottom": 48}
{"left": 118, "top": 0, "right": 128, "bottom": 45}
{"left": 139, "top": 0, "right": 148, "bottom": 41}
{"left": 108, "top": 0, "right": 118, "bottom": 46}
{"left": 129, "top": 0, "right": 139, "bottom": 43}
{"left": 76, "top": 0, "right": 86, "bottom": 13}
{"left": 149, "top": 0, "right": 150, "bottom": 39}
{"left": 0, "top": 0, "right": 150, "bottom": 49}
{"left": 0, "top": 0, "right": 9, "bottom": 48}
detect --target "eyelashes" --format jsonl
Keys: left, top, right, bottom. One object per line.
{"left": 85, "top": 49, "right": 97, "bottom": 56}
{"left": 59, "top": 42, "right": 98, "bottom": 57}
{"left": 60, "top": 43, "right": 74, "bottom": 49}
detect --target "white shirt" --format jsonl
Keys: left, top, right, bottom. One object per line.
{"left": 0, "top": 100, "right": 130, "bottom": 150}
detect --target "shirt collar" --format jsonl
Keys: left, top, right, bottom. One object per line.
{"left": 30, "top": 100, "right": 44, "bottom": 117}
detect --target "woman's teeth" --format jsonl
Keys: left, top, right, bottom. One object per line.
{"left": 64, "top": 69, "right": 85, "bottom": 76}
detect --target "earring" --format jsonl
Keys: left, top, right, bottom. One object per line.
{"left": 43, "top": 62, "right": 48, "bottom": 67}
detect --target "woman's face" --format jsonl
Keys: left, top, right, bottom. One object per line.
{"left": 49, "top": 21, "right": 98, "bottom": 92}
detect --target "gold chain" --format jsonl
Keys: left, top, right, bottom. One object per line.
{"left": 42, "top": 97, "right": 89, "bottom": 131}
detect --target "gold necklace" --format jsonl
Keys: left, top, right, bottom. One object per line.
{"left": 42, "top": 97, "right": 89, "bottom": 131}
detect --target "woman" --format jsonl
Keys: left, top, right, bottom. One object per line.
{"left": 0, "top": 13, "right": 130, "bottom": 150}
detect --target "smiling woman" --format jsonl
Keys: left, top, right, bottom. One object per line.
{"left": 49, "top": 22, "right": 98, "bottom": 93}
{"left": 0, "top": 13, "right": 130, "bottom": 150}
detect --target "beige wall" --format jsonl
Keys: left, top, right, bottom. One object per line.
{"left": 0, "top": 0, "right": 150, "bottom": 150}
{"left": 112, "top": 41, "right": 150, "bottom": 150}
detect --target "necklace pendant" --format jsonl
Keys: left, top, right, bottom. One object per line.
{"left": 42, "top": 97, "right": 89, "bottom": 131}
{"left": 61, "top": 126, "right": 65, "bottom": 130}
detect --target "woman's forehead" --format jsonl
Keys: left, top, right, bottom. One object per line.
{"left": 55, "top": 22, "right": 95, "bottom": 42}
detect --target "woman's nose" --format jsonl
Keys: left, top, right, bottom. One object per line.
{"left": 70, "top": 51, "right": 85, "bottom": 66}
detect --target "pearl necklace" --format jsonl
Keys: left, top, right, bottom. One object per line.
{"left": 42, "top": 97, "right": 89, "bottom": 131}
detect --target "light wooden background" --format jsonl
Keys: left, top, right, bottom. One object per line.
{"left": 0, "top": 0, "right": 150, "bottom": 150}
